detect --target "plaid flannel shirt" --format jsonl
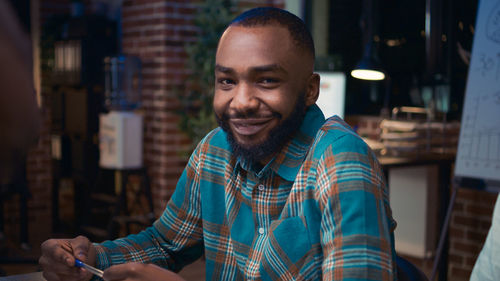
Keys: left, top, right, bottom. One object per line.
{"left": 95, "top": 104, "right": 397, "bottom": 280}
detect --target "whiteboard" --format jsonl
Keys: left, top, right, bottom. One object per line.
{"left": 454, "top": 0, "right": 500, "bottom": 182}
{"left": 316, "top": 72, "right": 346, "bottom": 119}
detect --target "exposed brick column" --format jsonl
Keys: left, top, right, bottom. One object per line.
{"left": 447, "top": 189, "right": 497, "bottom": 280}
{"left": 121, "top": 0, "right": 196, "bottom": 214}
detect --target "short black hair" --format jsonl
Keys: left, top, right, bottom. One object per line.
{"left": 228, "top": 7, "right": 315, "bottom": 59}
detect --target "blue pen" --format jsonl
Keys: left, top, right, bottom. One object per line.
{"left": 75, "top": 258, "right": 104, "bottom": 278}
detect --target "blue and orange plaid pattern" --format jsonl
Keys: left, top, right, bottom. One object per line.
{"left": 95, "top": 105, "right": 397, "bottom": 280}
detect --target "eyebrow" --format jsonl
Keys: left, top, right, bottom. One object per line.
{"left": 215, "top": 64, "right": 234, "bottom": 74}
{"left": 215, "top": 64, "right": 287, "bottom": 75}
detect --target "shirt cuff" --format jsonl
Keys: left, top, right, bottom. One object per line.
{"left": 93, "top": 243, "right": 111, "bottom": 270}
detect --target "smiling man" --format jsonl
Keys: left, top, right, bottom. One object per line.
{"left": 213, "top": 21, "right": 317, "bottom": 166}
{"left": 40, "top": 7, "right": 397, "bottom": 281}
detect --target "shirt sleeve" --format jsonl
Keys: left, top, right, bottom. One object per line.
{"left": 316, "top": 134, "right": 396, "bottom": 280}
{"left": 94, "top": 143, "right": 205, "bottom": 273}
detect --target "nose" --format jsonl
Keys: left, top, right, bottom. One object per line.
{"left": 230, "top": 82, "right": 259, "bottom": 114}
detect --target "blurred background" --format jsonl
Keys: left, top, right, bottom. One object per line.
{"left": 0, "top": 0, "right": 495, "bottom": 280}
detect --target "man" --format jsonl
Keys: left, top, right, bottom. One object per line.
{"left": 40, "top": 7, "right": 397, "bottom": 280}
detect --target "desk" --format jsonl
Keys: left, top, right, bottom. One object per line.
{"left": 378, "top": 153, "right": 455, "bottom": 281}
{"left": 378, "top": 153, "right": 455, "bottom": 169}
{"left": 0, "top": 272, "right": 45, "bottom": 281}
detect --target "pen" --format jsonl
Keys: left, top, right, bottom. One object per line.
{"left": 75, "top": 258, "right": 104, "bottom": 278}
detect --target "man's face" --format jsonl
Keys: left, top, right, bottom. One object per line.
{"left": 214, "top": 25, "right": 318, "bottom": 164}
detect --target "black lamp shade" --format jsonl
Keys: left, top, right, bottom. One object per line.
{"left": 351, "top": 55, "right": 386, "bottom": 81}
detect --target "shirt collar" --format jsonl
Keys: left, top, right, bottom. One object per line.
{"left": 236, "top": 104, "right": 326, "bottom": 182}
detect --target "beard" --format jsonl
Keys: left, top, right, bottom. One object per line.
{"left": 216, "top": 93, "right": 307, "bottom": 164}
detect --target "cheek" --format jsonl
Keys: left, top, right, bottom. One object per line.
{"left": 213, "top": 92, "right": 229, "bottom": 116}
{"left": 267, "top": 90, "right": 301, "bottom": 117}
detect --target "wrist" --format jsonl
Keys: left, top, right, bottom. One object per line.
{"left": 92, "top": 243, "right": 110, "bottom": 270}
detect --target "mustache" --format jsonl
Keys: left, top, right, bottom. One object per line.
{"left": 221, "top": 111, "right": 282, "bottom": 120}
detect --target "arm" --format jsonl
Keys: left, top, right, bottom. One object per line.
{"left": 40, "top": 140, "right": 206, "bottom": 280}
{"left": 317, "top": 135, "right": 396, "bottom": 280}
{"left": 95, "top": 146, "right": 205, "bottom": 272}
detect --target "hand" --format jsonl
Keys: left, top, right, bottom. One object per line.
{"left": 39, "top": 235, "right": 96, "bottom": 281}
{"left": 103, "top": 263, "right": 187, "bottom": 281}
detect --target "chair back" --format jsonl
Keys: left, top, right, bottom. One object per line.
{"left": 396, "top": 255, "right": 429, "bottom": 281}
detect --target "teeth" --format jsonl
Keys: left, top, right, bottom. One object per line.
{"left": 231, "top": 120, "right": 269, "bottom": 136}
{"left": 241, "top": 122, "right": 263, "bottom": 126}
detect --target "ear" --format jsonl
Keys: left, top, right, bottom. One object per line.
{"left": 305, "top": 73, "right": 320, "bottom": 107}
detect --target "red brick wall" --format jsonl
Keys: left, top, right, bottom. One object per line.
{"left": 448, "top": 189, "right": 497, "bottom": 280}
{"left": 121, "top": 0, "right": 197, "bottom": 213}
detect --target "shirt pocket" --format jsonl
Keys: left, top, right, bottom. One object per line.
{"left": 260, "top": 216, "right": 317, "bottom": 281}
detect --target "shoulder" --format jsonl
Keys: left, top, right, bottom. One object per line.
{"left": 191, "top": 127, "right": 232, "bottom": 161}
{"left": 310, "top": 116, "right": 370, "bottom": 157}
{"left": 198, "top": 127, "right": 229, "bottom": 149}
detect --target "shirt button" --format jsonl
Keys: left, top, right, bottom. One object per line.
{"left": 258, "top": 227, "right": 265, "bottom": 235}
{"left": 258, "top": 184, "right": 265, "bottom": 191}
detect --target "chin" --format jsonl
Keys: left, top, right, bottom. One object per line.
{"left": 234, "top": 138, "right": 266, "bottom": 152}
{"left": 240, "top": 139, "right": 266, "bottom": 150}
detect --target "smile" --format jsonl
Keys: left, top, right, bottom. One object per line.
{"left": 230, "top": 118, "right": 274, "bottom": 136}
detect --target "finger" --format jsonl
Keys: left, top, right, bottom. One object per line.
{"left": 70, "top": 236, "right": 91, "bottom": 261}
{"left": 40, "top": 239, "right": 76, "bottom": 267}
{"left": 39, "top": 255, "right": 81, "bottom": 277}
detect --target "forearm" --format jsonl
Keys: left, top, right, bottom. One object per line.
{"left": 95, "top": 226, "right": 173, "bottom": 270}
{"left": 94, "top": 163, "right": 204, "bottom": 272}
{"left": 95, "top": 220, "right": 203, "bottom": 273}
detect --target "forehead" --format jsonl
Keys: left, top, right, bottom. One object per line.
{"left": 216, "top": 25, "right": 301, "bottom": 69}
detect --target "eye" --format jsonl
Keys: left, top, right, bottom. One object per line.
{"left": 218, "top": 78, "right": 235, "bottom": 85}
{"left": 258, "top": 77, "right": 280, "bottom": 88}
{"left": 262, "top": 78, "right": 278, "bottom": 83}
{"left": 217, "top": 78, "right": 236, "bottom": 90}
